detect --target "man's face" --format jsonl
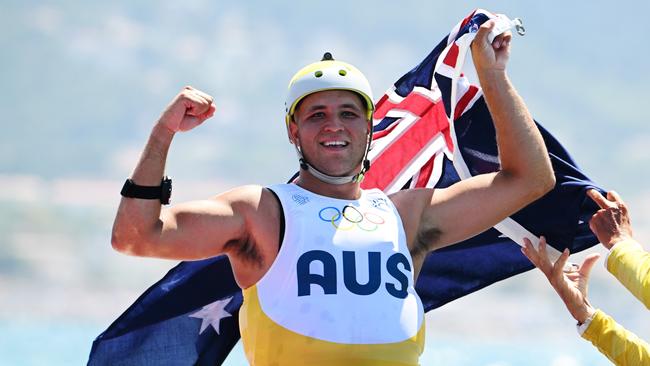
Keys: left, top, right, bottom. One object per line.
{"left": 290, "top": 90, "right": 369, "bottom": 178}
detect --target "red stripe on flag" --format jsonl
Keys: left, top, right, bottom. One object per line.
{"left": 373, "top": 121, "right": 399, "bottom": 139}
{"left": 372, "top": 91, "right": 443, "bottom": 140}
{"left": 373, "top": 94, "right": 390, "bottom": 119}
{"left": 363, "top": 101, "right": 451, "bottom": 190}
{"left": 376, "top": 92, "right": 440, "bottom": 119}
{"left": 415, "top": 155, "right": 435, "bottom": 188}
{"left": 443, "top": 43, "right": 459, "bottom": 68}
{"left": 453, "top": 85, "right": 479, "bottom": 121}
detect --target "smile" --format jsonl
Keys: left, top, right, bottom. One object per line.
{"left": 321, "top": 141, "right": 349, "bottom": 147}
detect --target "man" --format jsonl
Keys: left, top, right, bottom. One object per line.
{"left": 112, "top": 20, "right": 554, "bottom": 365}
{"left": 522, "top": 189, "right": 650, "bottom": 365}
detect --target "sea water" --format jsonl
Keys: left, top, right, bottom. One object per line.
{"left": 0, "top": 320, "right": 613, "bottom": 366}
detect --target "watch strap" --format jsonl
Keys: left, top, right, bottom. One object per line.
{"left": 121, "top": 177, "right": 172, "bottom": 205}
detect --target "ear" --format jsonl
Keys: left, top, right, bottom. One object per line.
{"left": 287, "top": 119, "right": 299, "bottom": 145}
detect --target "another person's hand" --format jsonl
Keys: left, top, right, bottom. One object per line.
{"left": 158, "top": 86, "right": 216, "bottom": 133}
{"left": 522, "top": 236, "right": 600, "bottom": 324}
{"left": 587, "top": 189, "right": 634, "bottom": 249}
{"left": 471, "top": 17, "right": 512, "bottom": 73}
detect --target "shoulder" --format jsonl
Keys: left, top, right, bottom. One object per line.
{"left": 388, "top": 188, "right": 435, "bottom": 214}
{"left": 236, "top": 185, "right": 282, "bottom": 217}
{"left": 216, "top": 185, "right": 283, "bottom": 252}
{"left": 388, "top": 187, "right": 445, "bottom": 256}
{"left": 214, "top": 185, "right": 284, "bottom": 287}
{"left": 188, "top": 184, "right": 282, "bottom": 225}
{"left": 388, "top": 188, "right": 435, "bottom": 236}
{"left": 210, "top": 184, "right": 275, "bottom": 208}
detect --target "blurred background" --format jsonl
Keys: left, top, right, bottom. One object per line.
{"left": 2, "top": 0, "right": 650, "bottom": 365}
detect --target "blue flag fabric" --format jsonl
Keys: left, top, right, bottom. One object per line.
{"left": 89, "top": 9, "right": 603, "bottom": 365}
{"left": 88, "top": 256, "right": 242, "bottom": 365}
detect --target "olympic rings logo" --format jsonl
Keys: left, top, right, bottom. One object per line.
{"left": 318, "top": 205, "right": 385, "bottom": 231}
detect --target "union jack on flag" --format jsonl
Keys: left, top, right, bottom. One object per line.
{"left": 364, "top": 8, "right": 602, "bottom": 311}
{"left": 365, "top": 9, "right": 501, "bottom": 193}
{"left": 88, "top": 9, "right": 603, "bottom": 365}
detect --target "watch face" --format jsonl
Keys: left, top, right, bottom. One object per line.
{"left": 161, "top": 178, "right": 172, "bottom": 204}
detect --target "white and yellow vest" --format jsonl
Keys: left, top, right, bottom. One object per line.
{"left": 239, "top": 184, "right": 425, "bottom": 365}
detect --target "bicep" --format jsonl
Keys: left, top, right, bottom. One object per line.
{"left": 154, "top": 198, "right": 247, "bottom": 260}
{"left": 422, "top": 171, "right": 538, "bottom": 250}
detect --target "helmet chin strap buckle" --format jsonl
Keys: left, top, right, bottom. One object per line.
{"left": 352, "top": 159, "right": 370, "bottom": 183}
{"left": 299, "top": 158, "right": 309, "bottom": 170}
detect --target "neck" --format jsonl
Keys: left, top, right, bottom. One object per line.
{"left": 294, "top": 170, "right": 362, "bottom": 200}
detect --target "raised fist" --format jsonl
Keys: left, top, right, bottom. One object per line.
{"left": 158, "top": 86, "right": 216, "bottom": 132}
{"left": 471, "top": 18, "right": 512, "bottom": 73}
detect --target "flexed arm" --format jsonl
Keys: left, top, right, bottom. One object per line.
{"left": 394, "top": 19, "right": 555, "bottom": 256}
{"left": 111, "top": 87, "right": 250, "bottom": 260}
{"left": 129, "top": 86, "right": 216, "bottom": 185}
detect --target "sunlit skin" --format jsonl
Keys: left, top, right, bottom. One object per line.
{"left": 288, "top": 90, "right": 370, "bottom": 199}
{"left": 112, "top": 20, "right": 555, "bottom": 290}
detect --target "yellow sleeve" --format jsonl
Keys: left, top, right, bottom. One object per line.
{"left": 606, "top": 239, "right": 650, "bottom": 309}
{"left": 581, "top": 310, "right": 650, "bottom": 366}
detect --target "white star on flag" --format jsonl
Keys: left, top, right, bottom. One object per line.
{"left": 189, "top": 297, "right": 233, "bottom": 335}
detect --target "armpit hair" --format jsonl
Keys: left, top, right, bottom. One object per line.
{"left": 224, "top": 237, "right": 264, "bottom": 268}
{"left": 413, "top": 226, "right": 442, "bottom": 257}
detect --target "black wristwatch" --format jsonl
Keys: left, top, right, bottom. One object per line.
{"left": 120, "top": 177, "right": 172, "bottom": 205}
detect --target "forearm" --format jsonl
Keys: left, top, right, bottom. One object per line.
{"left": 112, "top": 123, "right": 175, "bottom": 254}
{"left": 607, "top": 239, "right": 650, "bottom": 309}
{"left": 131, "top": 123, "right": 175, "bottom": 185}
{"left": 478, "top": 70, "right": 554, "bottom": 195}
{"left": 582, "top": 309, "right": 650, "bottom": 366}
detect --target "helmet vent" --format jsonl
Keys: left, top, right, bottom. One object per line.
{"left": 314, "top": 70, "right": 323, "bottom": 77}
{"left": 338, "top": 69, "right": 347, "bottom": 76}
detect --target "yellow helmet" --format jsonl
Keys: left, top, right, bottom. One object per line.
{"left": 284, "top": 53, "right": 374, "bottom": 185}
{"left": 285, "top": 52, "right": 374, "bottom": 125}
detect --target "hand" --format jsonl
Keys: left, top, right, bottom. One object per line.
{"left": 158, "top": 86, "right": 216, "bottom": 133}
{"left": 471, "top": 18, "right": 512, "bottom": 73}
{"left": 587, "top": 189, "right": 634, "bottom": 249}
{"left": 522, "top": 236, "right": 599, "bottom": 324}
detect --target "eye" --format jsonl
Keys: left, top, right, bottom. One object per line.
{"left": 306, "top": 111, "right": 326, "bottom": 121}
{"left": 341, "top": 110, "right": 359, "bottom": 119}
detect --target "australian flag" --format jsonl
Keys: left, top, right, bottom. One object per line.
{"left": 88, "top": 9, "right": 603, "bottom": 365}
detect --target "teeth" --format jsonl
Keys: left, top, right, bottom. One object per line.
{"left": 322, "top": 141, "right": 347, "bottom": 147}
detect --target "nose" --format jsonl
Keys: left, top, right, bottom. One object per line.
{"left": 322, "top": 115, "right": 344, "bottom": 132}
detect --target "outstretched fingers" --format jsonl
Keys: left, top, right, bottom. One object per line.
{"left": 587, "top": 189, "right": 613, "bottom": 209}
{"left": 521, "top": 237, "right": 540, "bottom": 266}
{"left": 522, "top": 236, "right": 554, "bottom": 278}
{"left": 578, "top": 253, "right": 601, "bottom": 279}
{"left": 550, "top": 248, "right": 570, "bottom": 284}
